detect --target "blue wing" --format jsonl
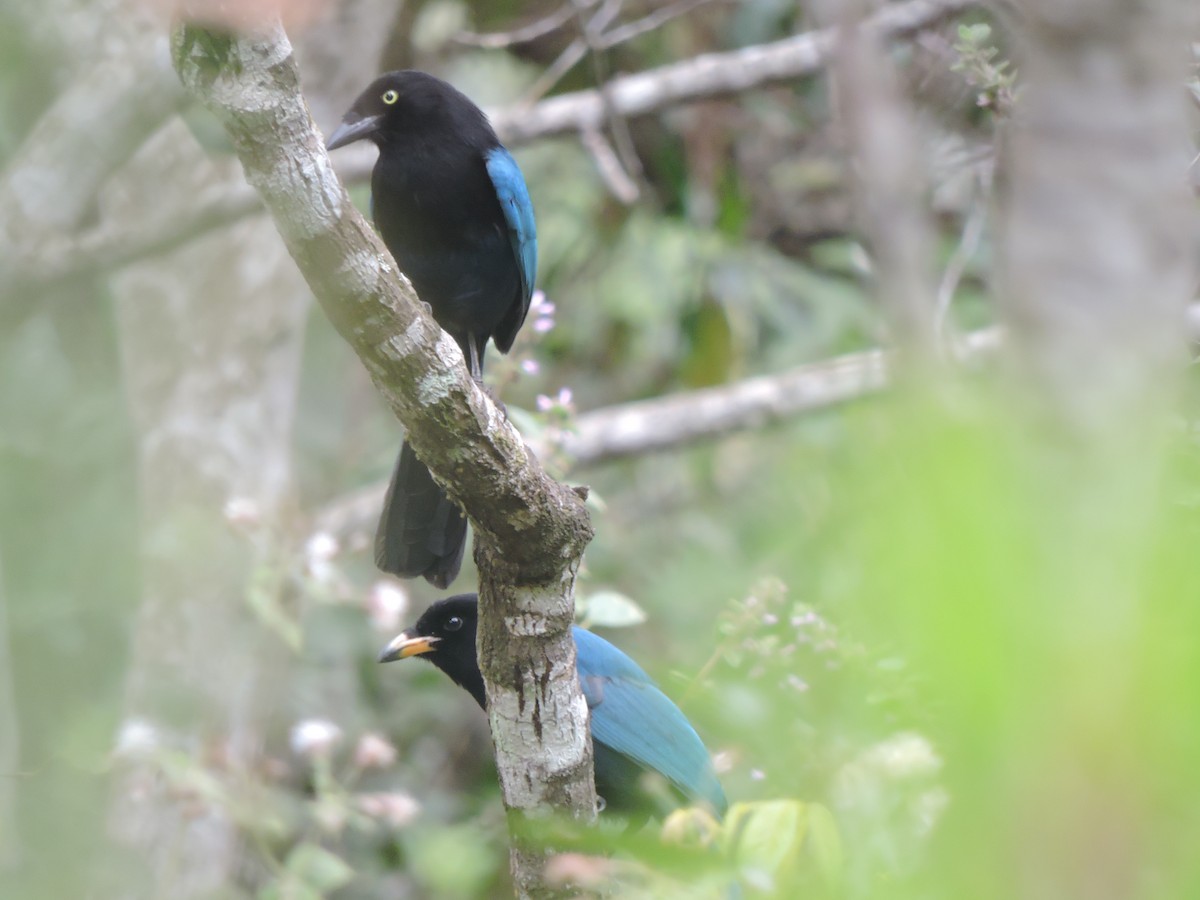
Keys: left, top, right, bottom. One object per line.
{"left": 573, "top": 627, "right": 727, "bottom": 814}
{"left": 484, "top": 147, "right": 537, "bottom": 349}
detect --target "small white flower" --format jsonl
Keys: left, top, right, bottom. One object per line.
{"left": 366, "top": 580, "right": 408, "bottom": 632}
{"left": 306, "top": 531, "right": 339, "bottom": 562}
{"left": 353, "top": 732, "right": 398, "bottom": 770}
{"left": 305, "top": 532, "right": 340, "bottom": 583}
{"left": 290, "top": 719, "right": 343, "bottom": 759}
{"left": 536, "top": 386, "right": 574, "bottom": 414}
{"left": 711, "top": 749, "right": 735, "bottom": 775}
{"left": 113, "top": 718, "right": 159, "bottom": 759}
{"left": 520, "top": 358, "right": 540, "bottom": 375}
{"left": 223, "top": 496, "right": 260, "bottom": 527}
{"left": 785, "top": 674, "right": 809, "bottom": 692}
{"left": 865, "top": 732, "right": 941, "bottom": 781}
{"left": 356, "top": 791, "right": 421, "bottom": 827}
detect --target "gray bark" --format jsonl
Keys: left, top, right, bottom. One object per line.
{"left": 172, "top": 23, "right": 597, "bottom": 897}
{"left": 94, "top": 4, "right": 401, "bottom": 897}
{"left": 823, "top": 0, "right": 939, "bottom": 358}
{"left": 998, "top": 1, "right": 1196, "bottom": 433}
{"left": 103, "top": 122, "right": 311, "bottom": 899}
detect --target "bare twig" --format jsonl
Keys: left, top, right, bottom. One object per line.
{"left": 522, "top": 0, "right": 623, "bottom": 105}
{"left": 934, "top": 178, "right": 989, "bottom": 344}
{"left": 580, "top": 127, "right": 641, "bottom": 203}
{"left": 493, "top": 0, "right": 978, "bottom": 142}
{"left": 521, "top": 38, "right": 589, "bottom": 105}
{"left": 598, "top": 0, "right": 723, "bottom": 49}
{"left": 570, "top": 0, "right": 644, "bottom": 199}
{"left": 453, "top": 0, "right": 593, "bottom": 48}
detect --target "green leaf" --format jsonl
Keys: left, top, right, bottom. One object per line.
{"left": 406, "top": 825, "right": 499, "bottom": 896}
{"left": 580, "top": 591, "right": 647, "bottom": 628}
{"left": 723, "top": 799, "right": 808, "bottom": 888}
{"left": 283, "top": 843, "right": 355, "bottom": 893}
{"left": 805, "top": 802, "right": 844, "bottom": 888}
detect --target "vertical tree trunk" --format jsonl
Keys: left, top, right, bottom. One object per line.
{"left": 992, "top": 3, "right": 1196, "bottom": 896}
{"left": 100, "top": 6, "right": 401, "bottom": 894}
{"left": 104, "top": 123, "right": 311, "bottom": 897}
{"left": 998, "top": 1, "right": 1195, "bottom": 435}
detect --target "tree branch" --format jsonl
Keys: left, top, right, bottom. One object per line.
{"left": 12, "top": 0, "right": 977, "bottom": 291}
{"left": 551, "top": 331, "right": 999, "bottom": 464}
{"left": 171, "top": 22, "right": 596, "bottom": 896}
{"left": 0, "top": 15, "right": 183, "bottom": 300}
{"left": 313, "top": 327, "right": 1006, "bottom": 541}
{"left": 490, "top": 0, "right": 980, "bottom": 143}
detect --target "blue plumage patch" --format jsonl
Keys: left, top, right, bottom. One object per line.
{"left": 484, "top": 147, "right": 537, "bottom": 308}
{"left": 573, "top": 627, "right": 727, "bottom": 813}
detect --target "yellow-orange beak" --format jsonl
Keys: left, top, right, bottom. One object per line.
{"left": 378, "top": 631, "right": 440, "bottom": 663}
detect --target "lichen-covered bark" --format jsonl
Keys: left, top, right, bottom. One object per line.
{"left": 172, "top": 22, "right": 597, "bottom": 896}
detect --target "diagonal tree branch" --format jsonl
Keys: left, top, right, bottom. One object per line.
{"left": 171, "top": 22, "right": 596, "bottom": 897}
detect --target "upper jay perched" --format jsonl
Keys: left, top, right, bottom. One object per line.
{"left": 379, "top": 595, "right": 728, "bottom": 820}
{"left": 326, "top": 72, "right": 536, "bottom": 588}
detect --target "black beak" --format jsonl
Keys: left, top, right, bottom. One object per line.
{"left": 326, "top": 112, "right": 383, "bottom": 151}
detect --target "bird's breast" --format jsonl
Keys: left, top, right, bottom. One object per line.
{"left": 371, "top": 155, "right": 519, "bottom": 341}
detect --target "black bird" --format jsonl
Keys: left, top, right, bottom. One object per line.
{"left": 326, "top": 72, "right": 536, "bottom": 588}
{"left": 379, "top": 595, "right": 728, "bottom": 819}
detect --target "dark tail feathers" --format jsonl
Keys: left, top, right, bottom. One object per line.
{"left": 374, "top": 441, "right": 467, "bottom": 588}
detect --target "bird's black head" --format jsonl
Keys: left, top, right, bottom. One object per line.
{"left": 325, "top": 71, "right": 493, "bottom": 152}
{"left": 378, "top": 593, "right": 485, "bottom": 708}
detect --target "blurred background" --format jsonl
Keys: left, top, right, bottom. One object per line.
{"left": 2, "top": 0, "right": 1199, "bottom": 897}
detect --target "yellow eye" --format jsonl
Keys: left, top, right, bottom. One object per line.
{"left": 381, "top": 89, "right": 399, "bottom": 105}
